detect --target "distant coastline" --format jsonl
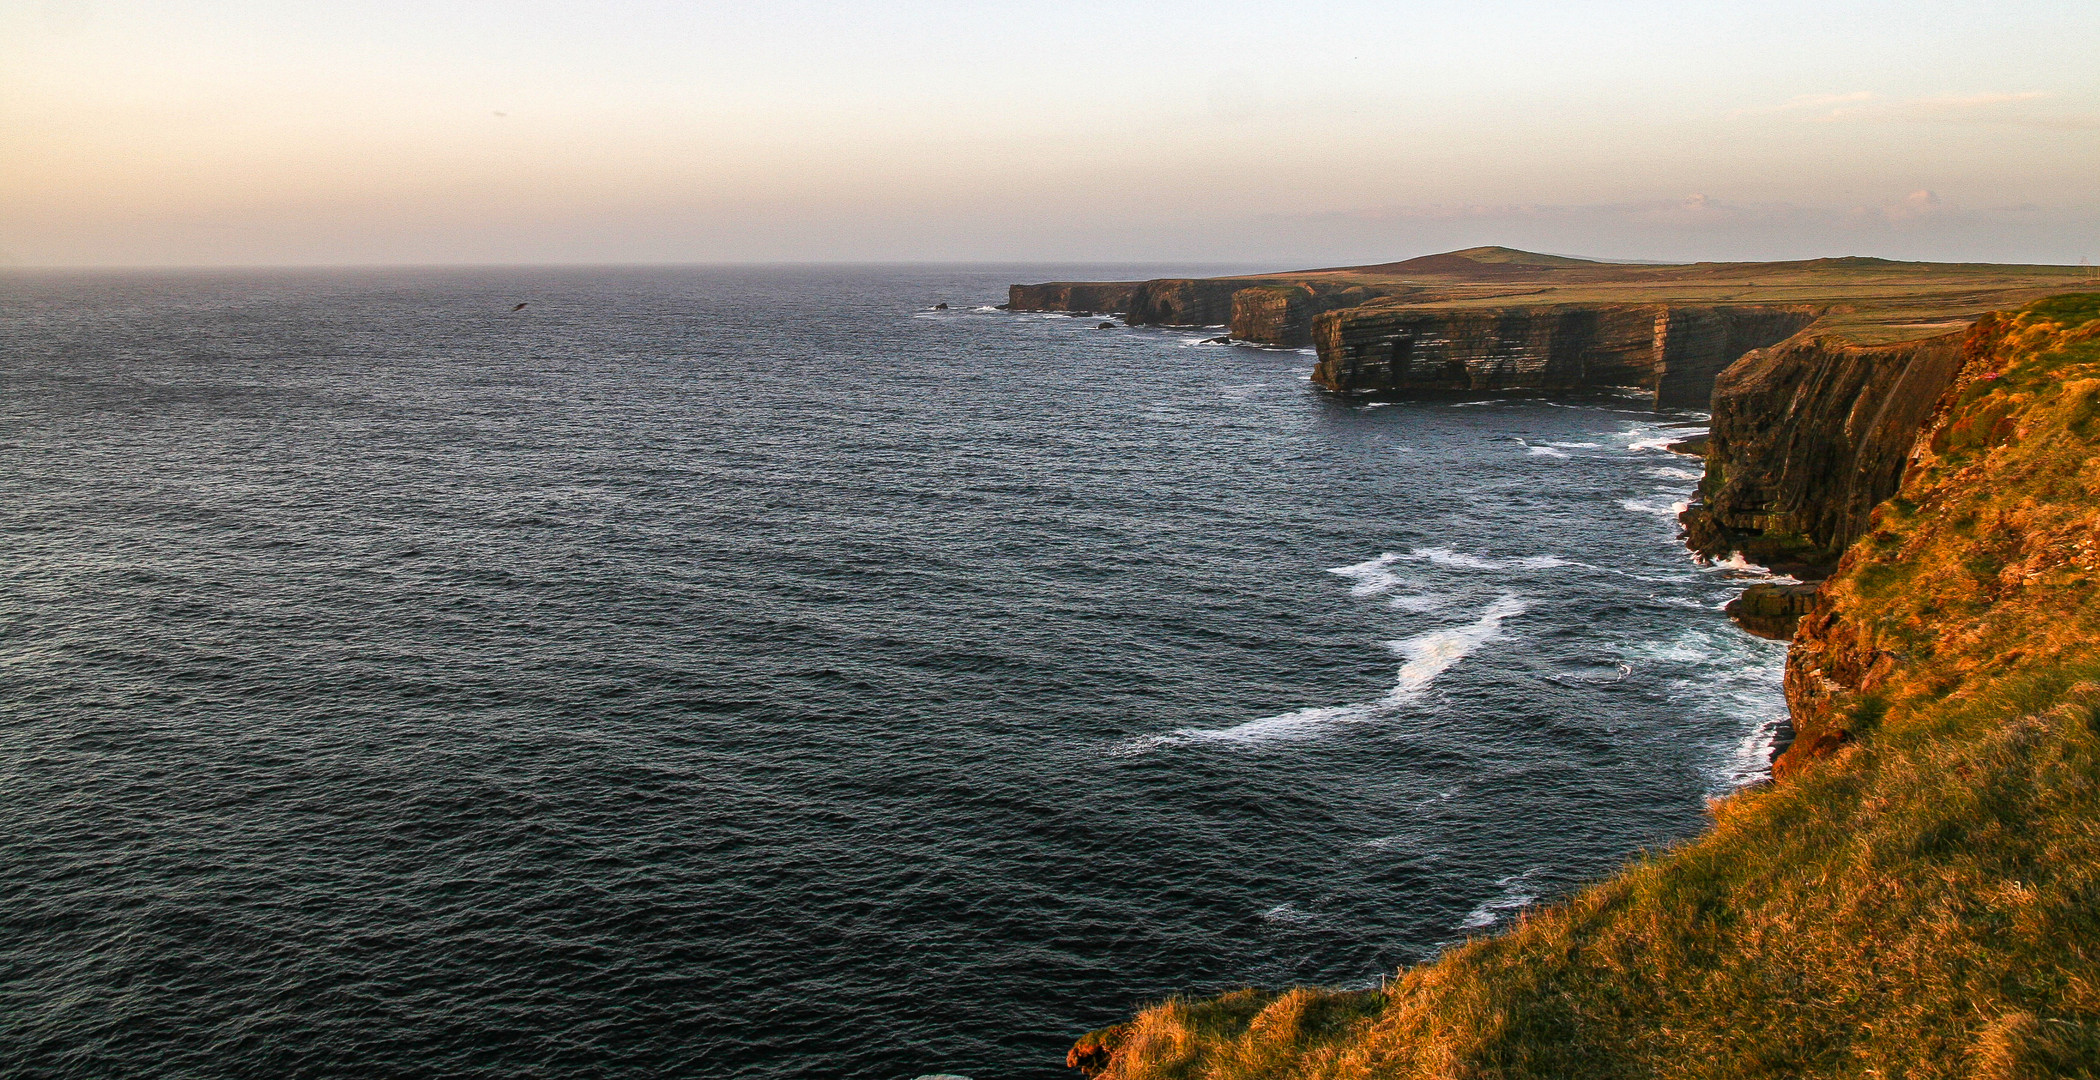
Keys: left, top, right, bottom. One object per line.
{"left": 1009, "top": 247, "right": 2085, "bottom": 407}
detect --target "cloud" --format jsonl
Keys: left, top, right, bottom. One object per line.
{"left": 1883, "top": 189, "right": 1944, "bottom": 223}
{"left": 1734, "top": 91, "right": 1877, "bottom": 117}
{"left": 1254, "top": 190, "right": 2089, "bottom": 241}
{"left": 1736, "top": 90, "right": 2095, "bottom": 128}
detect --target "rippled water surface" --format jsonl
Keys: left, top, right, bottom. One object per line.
{"left": 0, "top": 267, "right": 1786, "bottom": 1078}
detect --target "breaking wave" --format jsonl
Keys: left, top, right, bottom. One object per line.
{"left": 1141, "top": 595, "right": 1527, "bottom": 748}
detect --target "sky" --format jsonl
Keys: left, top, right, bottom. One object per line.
{"left": 4, "top": 0, "right": 2097, "bottom": 267}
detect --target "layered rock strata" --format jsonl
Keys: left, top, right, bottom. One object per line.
{"left": 1008, "top": 279, "right": 1244, "bottom": 329}
{"left": 1723, "top": 581, "right": 1821, "bottom": 640}
{"left": 1309, "top": 304, "right": 1817, "bottom": 408}
{"left": 1007, "top": 279, "right": 1371, "bottom": 345}
{"left": 1679, "top": 329, "right": 1973, "bottom": 572}
{"left": 1227, "top": 284, "right": 1377, "bottom": 345}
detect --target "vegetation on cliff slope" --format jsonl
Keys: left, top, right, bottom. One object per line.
{"left": 1077, "top": 296, "right": 2100, "bottom": 1080}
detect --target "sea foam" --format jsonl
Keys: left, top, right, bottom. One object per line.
{"left": 1386, "top": 596, "right": 1527, "bottom": 700}
{"left": 1151, "top": 595, "right": 1527, "bottom": 748}
{"left": 1460, "top": 870, "right": 1543, "bottom": 930}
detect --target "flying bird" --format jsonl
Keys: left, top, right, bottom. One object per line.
{"left": 510, "top": 303, "right": 528, "bottom": 312}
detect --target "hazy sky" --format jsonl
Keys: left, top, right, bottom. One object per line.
{"left": 5, "top": 0, "right": 2097, "bottom": 266}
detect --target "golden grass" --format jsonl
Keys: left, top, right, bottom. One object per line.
{"left": 1080, "top": 297, "right": 2100, "bottom": 1080}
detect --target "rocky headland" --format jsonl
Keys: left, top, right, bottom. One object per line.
{"left": 1047, "top": 269, "right": 2100, "bottom": 1077}
{"left": 1011, "top": 247, "right": 2083, "bottom": 408}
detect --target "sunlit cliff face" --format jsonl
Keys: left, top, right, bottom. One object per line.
{"left": 4, "top": 0, "right": 2098, "bottom": 265}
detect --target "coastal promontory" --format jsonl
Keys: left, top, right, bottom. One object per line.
{"left": 1040, "top": 266, "right": 2100, "bottom": 1077}
{"left": 1012, "top": 247, "right": 2085, "bottom": 407}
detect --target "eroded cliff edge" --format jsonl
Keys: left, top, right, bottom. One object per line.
{"left": 1679, "top": 330, "right": 1974, "bottom": 571}
{"left": 1011, "top": 247, "right": 2085, "bottom": 411}
{"left": 1309, "top": 302, "right": 1816, "bottom": 408}
{"left": 1063, "top": 294, "right": 2100, "bottom": 1079}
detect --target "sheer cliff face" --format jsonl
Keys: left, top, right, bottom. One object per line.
{"left": 1680, "top": 330, "right": 1973, "bottom": 571}
{"left": 1309, "top": 304, "right": 1816, "bottom": 407}
{"left": 1006, "top": 279, "right": 1242, "bottom": 327}
{"left": 1007, "top": 280, "right": 1372, "bottom": 345}
{"left": 1007, "top": 282, "right": 1142, "bottom": 315}
{"left": 1776, "top": 300, "right": 2100, "bottom": 780}
{"left": 1227, "top": 284, "right": 1375, "bottom": 346}
{"left": 1122, "top": 280, "right": 1242, "bottom": 327}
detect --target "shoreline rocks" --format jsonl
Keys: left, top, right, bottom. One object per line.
{"left": 1722, "top": 581, "right": 1820, "bottom": 640}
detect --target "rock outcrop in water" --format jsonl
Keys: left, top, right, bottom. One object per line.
{"left": 1722, "top": 580, "right": 1821, "bottom": 639}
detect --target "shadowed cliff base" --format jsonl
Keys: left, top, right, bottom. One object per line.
{"left": 1063, "top": 294, "right": 2100, "bottom": 1079}
{"left": 1011, "top": 247, "right": 2087, "bottom": 408}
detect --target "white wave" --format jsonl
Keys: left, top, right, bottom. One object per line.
{"left": 1329, "top": 553, "right": 1407, "bottom": 596}
{"left": 1645, "top": 466, "right": 1704, "bottom": 480}
{"left": 1461, "top": 870, "right": 1542, "bottom": 930}
{"left": 1158, "top": 703, "right": 1375, "bottom": 746}
{"left": 1261, "top": 902, "right": 1324, "bottom": 924}
{"left": 1549, "top": 441, "right": 1602, "bottom": 449}
{"left": 971, "top": 305, "right": 1000, "bottom": 313}
{"left": 1620, "top": 420, "right": 1700, "bottom": 452}
{"left": 1526, "top": 444, "right": 1569, "bottom": 458}
{"left": 1711, "top": 713, "right": 1790, "bottom": 792}
{"left": 1145, "top": 596, "right": 1526, "bottom": 748}
{"left": 1624, "top": 627, "right": 1731, "bottom": 665}
{"left": 1403, "top": 546, "right": 1569, "bottom": 572}
{"left": 1711, "top": 552, "right": 1771, "bottom": 574}
{"left": 1621, "top": 497, "right": 1690, "bottom": 517}
{"left": 1386, "top": 596, "right": 1526, "bottom": 700}
{"left": 1390, "top": 594, "right": 1448, "bottom": 613}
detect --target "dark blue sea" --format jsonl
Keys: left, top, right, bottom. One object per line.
{"left": 0, "top": 266, "right": 1786, "bottom": 1079}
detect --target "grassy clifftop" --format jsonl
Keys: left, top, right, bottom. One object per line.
{"left": 1075, "top": 296, "right": 2100, "bottom": 1080}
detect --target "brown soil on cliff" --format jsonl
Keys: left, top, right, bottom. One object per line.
{"left": 1069, "top": 295, "right": 2100, "bottom": 1080}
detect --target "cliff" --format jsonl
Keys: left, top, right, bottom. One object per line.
{"left": 1007, "top": 278, "right": 1372, "bottom": 345}
{"left": 1012, "top": 248, "right": 2083, "bottom": 408}
{"left": 1229, "top": 284, "right": 1377, "bottom": 346}
{"left": 1778, "top": 295, "right": 2100, "bottom": 780}
{"left": 1063, "top": 294, "right": 2100, "bottom": 1079}
{"left": 1008, "top": 279, "right": 1246, "bottom": 329}
{"left": 1309, "top": 303, "right": 1817, "bottom": 408}
{"left": 1680, "top": 331, "right": 1973, "bottom": 571}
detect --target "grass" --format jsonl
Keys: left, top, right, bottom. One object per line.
{"left": 1028, "top": 249, "right": 2093, "bottom": 347}
{"left": 1076, "top": 296, "right": 2100, "bottom": 1080}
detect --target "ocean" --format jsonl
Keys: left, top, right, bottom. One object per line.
{"left": 0, "top": 266, "right": 1786, "bottom": 1078}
